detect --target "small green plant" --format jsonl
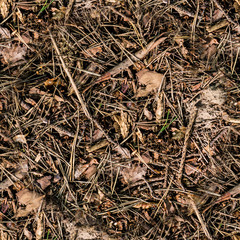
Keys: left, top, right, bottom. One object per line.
{"left": 157, "top": 109, "right": 177, "bottom": 136}
{"left": 37, "top": 0, "right": 55, "bottom": 17}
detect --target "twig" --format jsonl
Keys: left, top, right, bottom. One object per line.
{"left": 212, "top": 0, "right": 240, "bottom": 28}
{"left": 83, "top": 36, "right": 167, "bottom": 93}
{"left": 64, "top": 0, "right": 74, "bottom": 23}
{"left": 203, "top": 183, "right": 240, "bottom": 213}
{"left": 178, "top": 109, "right": 197, "bottom": 183}
{"left": 188, "top": 194, "right": 213, "bottom": 240}
{"left": 49, "top": 31, "right": 130, "bottom": 158}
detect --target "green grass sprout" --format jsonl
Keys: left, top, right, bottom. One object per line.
{"left": 37, "top": 0, "right": 55, "bottom": 17}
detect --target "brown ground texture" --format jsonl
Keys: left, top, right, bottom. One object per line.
{"left": 0, "top": 0, "right": 240, "bottom": 239}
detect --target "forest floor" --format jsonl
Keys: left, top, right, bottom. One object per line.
{"left": 0, "top": 0, "right": 240, "bottom": 239}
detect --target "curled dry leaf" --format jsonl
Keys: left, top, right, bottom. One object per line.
{"left": 143, "top": 108, "right": 153, "bottom": 120}
{"left": 23, "top": 228, "right": 33, "bottom": 240}
{"left": 113, "top": 111, "right": 130, "bottom": 139}
{"left": 0, "top": 0, "right": 10, "bottom": 19}
{"left": 174, "top": 36, "right": 189, "bottom": 58}
{"left": 156, "top": 91, "right": 164, "bottom": 123}
{"left": 37, "top": 176, "right": 52, "bottom": 190}
{"left": 16, "top": 189, "right": 45, "bottom": 218}
{"left": 114, "top": 145, "right": 131, "bottom": 158}
{"left": 136, "top": 69, "right": 164, "bottom": 98}
{"left": 201, "top": 38, "right": 218, "bottom": 60}
{"left": 121, "top": 163, "right": 147, "bottom": 184}
{"left": 13, "top": 134, "right": 27, "bottom": 144}
{"left": 36, "top": 212, "right": 43, "bottom": 240}
{"left": 0, "top": 26, "right": 10, "bottom": 39}
{"left": 84, "top": 46, "right": 102, "bottom": 57}
{"left": 74, "top": 159, "right": 98, "bottom": 180}
{"left": 133, "top": 202, "right": 154, "bottom": 209}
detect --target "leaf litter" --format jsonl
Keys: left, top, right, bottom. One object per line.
{"left": 0, "top": 0, "right": 240, "bottom": 239}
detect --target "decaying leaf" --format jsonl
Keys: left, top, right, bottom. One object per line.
{"left": 16, "top": 189, "right": 45, "bottom": 218}
{"left": 0, "top": 161, "right": 28, "bottom": 190}
{"left": 37, "top": 176, "right": 52, "bottom": 190}
{"left": 83, "top": 164, "right": 97, "bottom": 180}
{"left": 84, "top": 46, "right": 102, "bottom": 57}
{"left": 172, "top": 126, "right": 186, "bottom": 140}
{"left": 113, "top": 111, "right": 130, "bottom": 139}
{"left": 113, "top": 145, "right": 131, "bottom": 158}
{"left": 13, "top": 134, "right": 27, "bottom": 144}
{"left": 136, "top": 128, "right": 144, "bottom": 144}
{"left": 121, "top": 163, "right": 147, "bottom": 184}
{"left": 133, "top": 202, "right": 154, "bottom": 209}
{"left": 174, "top": 36, "right": 189, "bottom": 58}
{"left": 0, "top": 26, "right": 10, "bottom": 39}
{"left": 35, "top": 212, "right": 44, "bottom": 240}
{"left": 23, "top": 228, "right": 33, "bottom": 240}
{"left": 74, "top": 159, "right": 98, "bottom": 180}
{"left": 201, "top": 38, "right": 218, "bottom": 60}
{"left": 136, "top": 69, "right": 164, "bottom": 98}
{"left": 0, "top": 0, "right": 11, "bottom": 19}
{"left": 92, "top": 129, "right": 104, "bottom": 142}
{"left": 143, "top": 108, "right": 153, "bottom": 120}
{"left": 1, "top": 44, "right": 27, "bottom": 65}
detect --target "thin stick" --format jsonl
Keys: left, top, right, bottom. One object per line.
{"left": 188, "top": 194, "right": 213, "bottom": 240}
{"left": 102, "top": 36, "right": 167, "bottom": 78}
{"left": 83, "top": 36, "right": 167, "bottom": 93}
{"left": 212, "top": 0, "right": 240, "bottom": 28}
{"left": 178, "top": 109, "right": 197, "bottom": 183}
{"left": 49, "top": 31, "right": 130, "bottom": 158}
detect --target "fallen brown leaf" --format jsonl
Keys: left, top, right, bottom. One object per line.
{"left": 13, "top": 134, "right": 27, "bottom": 144}
{"left": 16, "top": 189, "right": 45, "bottom": 218}
{"left": 92, "top": 129, "right": 104, "bottom": 142}
{"left": 84, "top": 46, "right": 102, "bottom": 57}
{"left": 0, "top": 26, "right": 10, "bottom": 39}
{"left": 121, "top": 163, "right": 147, "bottom": 184}
{"left": 113, "top": 111, "right": 130, "bottom": 139}
{"left": 143, "top": 108, "right": 153, "bottom": 120}
{"left": 0, "top": 161, "right": 28, "bottom": 190}
{"left": 1, "top": 43, "right": 27, "bottom": 65}
{"left": 201, "top": 39, "right": 218, "bottom": 60}
{"left": 23, "top": 228, "right": 33, "bottom": 240}
{"left": 136, "top": 69, "right": 164, "bottom": 98}
{"left": 74, "top": 159, "right": 98, "bottom": 180}
{"left": 37, "top": 176, "right": 52, "bottom": 190}
{"left": 114, "top": 145, "right": 131, "bottom": 158}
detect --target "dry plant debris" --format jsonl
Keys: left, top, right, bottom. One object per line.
{"left": 0, "top": 0, "right": 240, "bottom": 239}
